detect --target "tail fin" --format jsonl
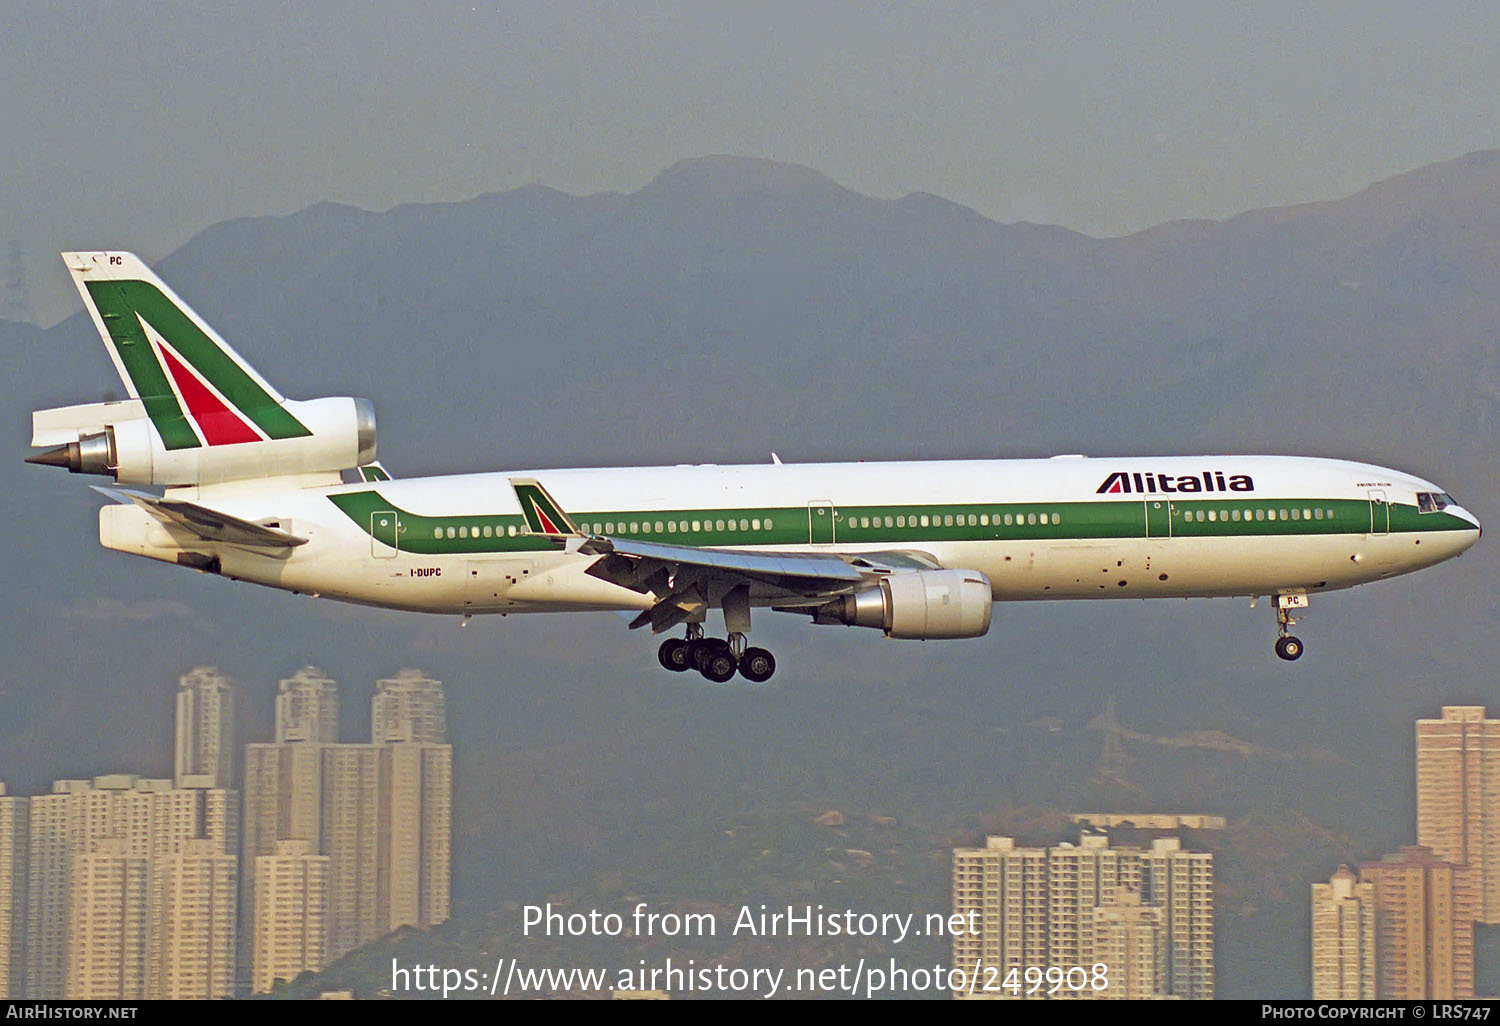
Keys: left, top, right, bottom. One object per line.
{"left": 63, "top": 252, "right": 310, "bottom": 449}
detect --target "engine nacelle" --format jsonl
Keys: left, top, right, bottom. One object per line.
{"left": 30, "top": 396, "right": 376, "bottom": 486}
{"left": 824, "top": 569, "right": 993, "bottom": 639}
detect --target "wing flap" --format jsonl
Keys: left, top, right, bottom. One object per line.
{"left": 582, "top": 536, "right": 865, "bottom": 585}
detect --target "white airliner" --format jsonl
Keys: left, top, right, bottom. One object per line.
{"left": 28, "top": 253, "right": 1481, "bottom": 681}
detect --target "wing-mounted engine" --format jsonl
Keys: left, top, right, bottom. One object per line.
{"left": 815, "top": 568, "right": 994, "bottom": 639}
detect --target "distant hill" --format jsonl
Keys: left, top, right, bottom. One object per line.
{"left": 5, "top": 153, "right": 1499, "bottom": 999}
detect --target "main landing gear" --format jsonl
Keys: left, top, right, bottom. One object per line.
{"left": 657, "top": 626, "right": 777, "bottom": 684}
{"left": 1272, "top": 593, "right": 1307, "bottom": 661}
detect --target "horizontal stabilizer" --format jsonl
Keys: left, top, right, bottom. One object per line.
{"left": 94, "top": 486, "right": 307, "bottom": 549}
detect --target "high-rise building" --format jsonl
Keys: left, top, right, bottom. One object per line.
{"left": 950, "top": 831, "right": 1212, "bottom": 1000}
{"left": 1359, "top": 846, "right": 1475, "bottom": 999}
{"left": 1047, "top": 833, "right": 1138, "bottom": 973}
{"left": 243, "top": 669, "right": 451, "bottom": 974}
{"left": 952, "top": 836, "right": 1047, "bottom": 996}
{"left": 1416, "top": 706, "right": 1500, "bottom": 923}
{"left": 175, "top": 667, "right": 234, "bottom": 789}
{"left": 252, "top": 840, "right": 329, "bottom": 994}
{"left": 150, "top": 838, "right": 237, "bottom": 999}
{"left": 372, "top": 669, "right": 447, "bottom": 744}
{"left": 1311, "top": 865, "right": 1376, "bottom": 999}
{"left": 1092, "top": 887, "right": 1166, "bottom": 999}
{"left": 23, "top": 776, "right": 238, "bottom": 999}
{"left": 276, "top": 666, "right": 339, "bottom": 743}
{"left": 0, "top": 783, "right": 26, "bottom": 999}
{"left": 319, "top": 744, "right": 380, "bottom": 961}
{"left": 65, "top": 839, "right": 148, "bottom": 1000}
{"left": 1140, "top": 837, "right": 1214, "bottom": 1000}
{"left": 379, "top": 740, "right": 452, "bottom": 933}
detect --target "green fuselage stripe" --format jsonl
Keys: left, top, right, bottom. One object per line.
{"left": 327, "top": 492, "right": 1472, "bottom": 557}
{"left": 85, "top": 279, "right": 311, "bottom": 448}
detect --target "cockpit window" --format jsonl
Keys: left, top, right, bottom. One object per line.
{"left": 1417, "top": 492, "right": 1455, "bottom": 513}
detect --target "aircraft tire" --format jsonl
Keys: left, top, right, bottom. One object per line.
{"left": 658, "top": 638, "right": 692, "bottom": 672}
{"left": 738, "top": 648, "right": 776, "bottom": 683}
{"left": 1275, "top": 636, "right": 1304, "bottom": 661}
{"left": 701, "top": 646, "right": 738, "bottom": 683}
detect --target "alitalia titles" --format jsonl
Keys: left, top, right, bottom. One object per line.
{"left": 1096, "top": 470, "right": 1255, "bottom": 495}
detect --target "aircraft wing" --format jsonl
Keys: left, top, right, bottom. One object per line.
{"left": 580, "top": 536, "right": 945, "bottom": 633}
{"left": 508, "top": 477, "right": 946, "bottom": 632}
{"left": 95, "top": 487, "right": 308, "bottom": 550}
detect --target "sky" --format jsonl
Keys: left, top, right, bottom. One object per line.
{"left": 2, "top": 0, "right": 1498, "bottom": 324}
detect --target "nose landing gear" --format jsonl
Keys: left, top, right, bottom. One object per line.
{"left": 1272, "top": 593, "right": 1308, "bottom": 661}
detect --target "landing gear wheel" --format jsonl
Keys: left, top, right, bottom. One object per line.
{"left": 689, "top": 638, "right": 722, "bottom": 672}
{"left": 1275, "top": 636, "right": 1304, "bottom": 661}
{"left": 658, "top": 638, "right": 692, "bottom": 672}
{"left": 738, "top": 647, "right": 776, "bottom": 683}
{"left": 700, "top": 643, "right": 738, "bottom": 683}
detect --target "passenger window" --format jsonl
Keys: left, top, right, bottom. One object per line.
{"left": 943, "top": 514, "right": 953, "bottom": 527}
{"left": 920, "top": 515, "right": 930, "bottom": 527}
{"left": 1290, "top": 509, "right": 1300, "bottom": 520}
{"left": 1255, "top": 509, "right": 1265, "bottom": 521}
{"left": 765, "top": 518, "right": 774, "bottom": 531}
{"left": 692, "top": 521, "right": 701, "bottom": 532}
{"left": 446, "top": 527, "right": 456, "bottom": 539}
{"left": 1052, "top": 513, "right": 1061, "bottom": 525}
{"left": 667, "top": 521, "right": 676, "bottom": 533}
{"left": 897, "top": 516, "right": 906, "bottom": 527}
{"left": 1027, "top": 513, "right": 1037, "bottom": 525}
{"left": 433, "top": 528, "right": 442, "bottom": 539}
{"left": 980, "top": 514, "right": 989, "bottom": 526}
{"left": 1314, "top": 508, "right": 1323, "bottom": 520}
{"left": 1207, "top": 511, "right": 1216, "bottom": 522}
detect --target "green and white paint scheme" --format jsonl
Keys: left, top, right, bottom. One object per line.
{"left": 28, "top": 252, "right": 1481, "bottom": 677}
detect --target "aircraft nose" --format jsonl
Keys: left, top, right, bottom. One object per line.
{"left": 1456, "top": 507, "right": 1481, "bottom": 546}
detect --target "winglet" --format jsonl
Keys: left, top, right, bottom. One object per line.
{"left": 509, "top": 478, "right": 580, "bottom": 537}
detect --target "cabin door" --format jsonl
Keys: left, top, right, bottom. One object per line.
{"left": 808, "top": 502, "right": 836, "bottom": 544}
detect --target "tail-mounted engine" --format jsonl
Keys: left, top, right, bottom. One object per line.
{"left": 29, "top": 396, "right": 376, "bottom": 486}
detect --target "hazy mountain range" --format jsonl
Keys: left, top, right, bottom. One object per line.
{"left": 2, "top": 152, "right": 1497, "bottom": 997}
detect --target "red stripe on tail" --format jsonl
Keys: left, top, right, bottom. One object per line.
{"left": 158, "top": 346, "right": 262, "bottom": 445}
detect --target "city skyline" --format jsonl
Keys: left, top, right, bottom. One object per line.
{"left": 0, "top": 663, "right": 450, "bottom": 999}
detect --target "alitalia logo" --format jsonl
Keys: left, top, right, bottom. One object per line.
{"left": 1097, "top": 470, "right": 1254, "bottom": 494}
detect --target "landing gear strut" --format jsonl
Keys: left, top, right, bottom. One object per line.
{"left": 1273, "top": 593, "right": 1307, "bottom": 661}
